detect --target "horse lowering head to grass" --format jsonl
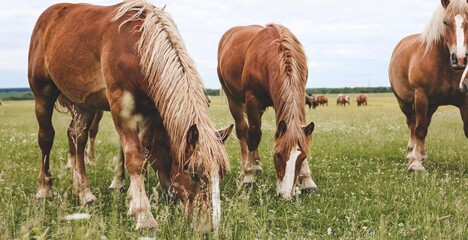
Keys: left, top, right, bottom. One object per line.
{"left": 28, "top": 0, "right": 232, "bottom": 231}
{"left": 389, "top": 0, "right": 468, "bottom": 173}
{"left": 218, "top": 24, "right": 316, "bottom": 201}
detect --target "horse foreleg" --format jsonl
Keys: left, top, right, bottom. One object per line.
{"left": 34, "top": 92, "right": 59, "bottom": 200}
{"left": 298, "top": 159, "right": 317, "bottom": 193}
{"left": 460, "top": 100, "right": 468, "bottom": 138}
{"left": 408, "top": 91, "right": 437, "bottom": 173}
{"left": 68, "top": 109, "right": 97, "bottom": 205}
{"left": 226, "top": 95, "right": 251, "bottom": 184}
{"left": 245, "top": 94, "right": 264, "bottom": 185}
{"left": 109, "top": 146, "right": 126, "bottom": 191}
{"left": 110, "top": 93, "right": 156, "bottom": 230}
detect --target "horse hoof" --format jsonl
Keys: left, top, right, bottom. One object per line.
{"left": 80, "top": 190, "right": 97, "bottom": 205}
{"left": 108, "top": 178, "right": 126, "bottom": 190}
{"left": 35, "top": 187, "right": 53, "bottom": 200}
{"left": 301, "top": 186, "right": 317, "bottom": 194}
{"left": 242, "top": 174, "right": 255, "bottom": 185}
{"left": 136, "top": 215, "right": 158, "bottom": 231}
{"left": 255, "top": 168, "right": 263, "bottom": 175}
{"left": 408, "top": 163, "right": 426, "bottom": 173}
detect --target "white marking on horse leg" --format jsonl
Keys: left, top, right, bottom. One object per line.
{"left": 407, "top": 142, "right": 426, "bottom": 173}
{"left": 299, "top": 159, "right": 317, "bottom": 191}
{"left": 121, "top": 91, "right": 142, "bottom": 130}
{"left": 211, "top": 169, "right": 221, "bottom": 230}
{"left": 128, "top": 174, "right": 157, "bottom": 230}
{"left": 109, "top": 156, "right": 126, "bottom": 190}
{"left": 455, "top": 15, "right": 466, "bottom": 60}
{"left": 276, "top": 145, "right": 301, "bottom": 200}
{"left": 243, "top": 151, "right": 255, "bottom": 184}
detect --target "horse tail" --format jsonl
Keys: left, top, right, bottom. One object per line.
{"left": 54, "top": 94, "right": 71, "bottom": 114}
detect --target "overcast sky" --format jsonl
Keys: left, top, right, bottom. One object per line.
{"left": 0, "top": 0, "right": 436, "bottom": 89}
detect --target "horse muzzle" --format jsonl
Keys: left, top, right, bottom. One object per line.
{"left": 451, "top": 53, "right": 468, "bottom": 70}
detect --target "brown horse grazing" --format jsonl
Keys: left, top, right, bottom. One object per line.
{"left": 337, "top": 94, "right": 350, "bottom": 106}
{"left": 356, "top": 94, "right": 368, "bottom": 106}
{"left": 305, "top": 94, "right": 317, "bottom": 109}
{"left": 218, "top": 24, "right": 316, "bottom": 200}
{"left": 389, "top": 0, "right": 468, "bottom": 173}
{"left": 316, "top": 95, "right": 328, "bottom": 106}
{"left": 29, "top": 0, "right": 232, "bottom": 231}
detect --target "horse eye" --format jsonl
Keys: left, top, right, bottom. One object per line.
{"left": 443, "top": 20, "right": 449, "bottom": 26}
{"left": 190, "top": 174, "right": 200, "bottom": 182}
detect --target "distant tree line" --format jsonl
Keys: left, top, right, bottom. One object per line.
{"left": 0, "top": 87, "right": 392, "bottom": 100}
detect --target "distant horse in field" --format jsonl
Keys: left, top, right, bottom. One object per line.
{"left": 356, "top": 94, "right": 368, "bottom": 106}
{"left": 389, "top": 0, "right": 468, "bottom": 172}
{"left": 218, "top": 24, "right": 316, "bottom": 200}
{"left": 337, "top": 94, "right": 350, "bottom": 106}
{"left": 29, "top": 0, "right": 232, "bottom": 231}
{"left": 305, "top": 94, "right": 317, "bottom": 109}
{"left": 316, "top": 95, "right": 328, "bottom": 106}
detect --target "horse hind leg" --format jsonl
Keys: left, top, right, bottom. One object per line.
{"left": 68, "top": 107, "right": 97, "bottom": 205}
{"left": 33, "top": 87, "right": 59, "bottom": 200}
{"left": 460, "top": 101, "right": 468, "bottom": 138}
{"left": 85, "top": 111, "right": 103, "bottom": 165}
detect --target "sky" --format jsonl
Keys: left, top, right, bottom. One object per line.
{"left": 0, "top": 0, "right": 436, "bottom": 89}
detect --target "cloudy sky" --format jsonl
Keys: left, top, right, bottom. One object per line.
{"left": 0, "top": 0, "right": 436, "bottom": 89}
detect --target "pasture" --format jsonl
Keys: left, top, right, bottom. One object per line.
{"left": 0, "top": 93, "right": 466, "bottom": 239}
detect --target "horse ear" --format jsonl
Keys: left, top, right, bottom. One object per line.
{"left": 275, "top": 120, "right": 287, "bottom": 139}
{"left": 216, "top": 124, "right": 234, "bottom": 144}
{"left": 186, "top": 124, "right": 199, "bottom": 148}
{"left": 303, "top": 122, "right": 315, "bottom": 136}
{"left": 441, "top": 0, "right": 450, "bottom": 8}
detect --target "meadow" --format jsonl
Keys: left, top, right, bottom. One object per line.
{"left": 0, "top": 93, "right": 466, "bottom": 239}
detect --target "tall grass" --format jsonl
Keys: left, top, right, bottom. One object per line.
{"left": 0, "top": 94, "right": 466, "bottom": 239}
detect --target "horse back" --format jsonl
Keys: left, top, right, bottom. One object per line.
{"left": 28, "top": 2, "right": 144, "bottom": 110}
{"left": 218, "top": 25, "right": 264, "bottom": 102}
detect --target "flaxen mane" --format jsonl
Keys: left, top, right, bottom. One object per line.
{"left": 269, "top": 24, "right": 310, "bottom": 156}
{"left": 113, "top": 0, "right": 229, "bottom": 175}
{"left": 421, "top": 0, "right": 468, "bottom": 51}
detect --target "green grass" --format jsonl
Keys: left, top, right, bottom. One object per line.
{"left": 0, "top": 93, "right": 467, "bottom": 239}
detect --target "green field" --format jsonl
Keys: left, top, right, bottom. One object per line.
{"left": 0, "top": 94, "right": 467, "bottom": 239}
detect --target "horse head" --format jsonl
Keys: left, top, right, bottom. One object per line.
{"left": 273, "top": 120, "right": 314, "bottom": 200}
{"left": 440, "top": 0, "right": 468, "bottom": 70}
{"left": 168, "top": 124, "right": 233, "bottom": 232}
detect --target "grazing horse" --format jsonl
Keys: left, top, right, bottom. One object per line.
{"left": 305, "top": 94, "right": 317, "bottom": 109}
{"left": 389, "top": 0, "right": 468, "bottom": 172}
{"left": 316, "top": 95, "right": 328, "bottom": 106}
{"left": 218, "top": 24, "right": 316, "bottom": 200}
{"left": 356, "top": 94, "right": 368, "bottom": 106}
{"left": 206, "top": 94, "right": 212, "bottom": 107}
{"left": 337, "top": 94, "right": 350, "bottom": 106}
{"left": 28, "top": 0, "right": 232, "bottom": 231}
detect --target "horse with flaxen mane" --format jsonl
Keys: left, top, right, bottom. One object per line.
{"left": 356, "top": 94, "right": 368, "bottom": 106}
{"left": 337, "top": 94, "right": 350, "bottom": 106}
{"left": 28, "top": 0, "right": 233, "bottom": 231}
{"left": 316, "top": 95, "right": 328, "bottom": 106}
{"left": 218, "top": 24, "right": 316, "bottom": 200}
{"left": 389, "top": 0, "right": 468, "bottom": 173}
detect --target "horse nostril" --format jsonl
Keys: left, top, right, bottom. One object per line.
{"left": 452, "top": 53, "right": 458, "bottom": 65}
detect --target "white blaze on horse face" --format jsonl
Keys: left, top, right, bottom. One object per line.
{"left": 276, "top": 145, "right": 301, "bottom": 200}
{"left": 211, "top": 170, "right": 221, "bottom": 230}
{"left": 455, "top": 14, "right": 467, "bottom": 59}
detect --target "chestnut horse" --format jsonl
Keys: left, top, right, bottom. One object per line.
{"left": 389, "top": 0, "right": 468, "bottom": 172}
{"left": 356, "top": 94, "right": 368, "bottom": 106}
{"left": 316, "top": 95, "right": 328, "bottom": 106}
{"left": 29, "top": 0, "right": 232, "bottom": 231}
{"left": 337, "top": 94, "right": 350, "bottom": 106}
{"left": 218, "top": 24, "right": 316, "bottom": 200}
